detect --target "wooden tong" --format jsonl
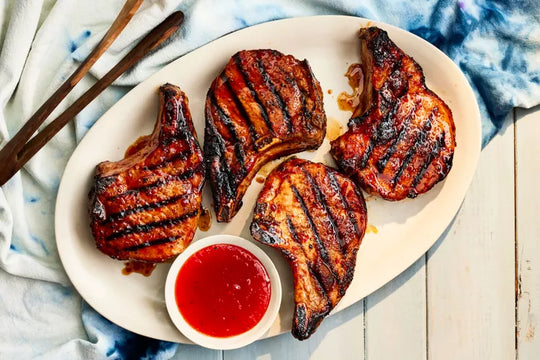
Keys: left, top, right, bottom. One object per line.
{"left": 0, "top": 0, "right": 184, "bottom": 186}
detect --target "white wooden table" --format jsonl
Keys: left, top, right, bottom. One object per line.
{"left": 172, "top": 106, "right": 540, "bottom": 359}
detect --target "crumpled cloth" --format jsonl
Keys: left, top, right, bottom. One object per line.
{"left": 0, "top": 0, "right": 538, "bottom": 358}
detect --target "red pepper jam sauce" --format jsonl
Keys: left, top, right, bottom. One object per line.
{"left": 175, "top": 244, "right": 271, "bottom": 337}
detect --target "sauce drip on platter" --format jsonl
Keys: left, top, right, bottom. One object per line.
{"left": 124, "top": 135, "right": 152, "bottom": 157}
{"left": 366, "top": 224, "right": 379, "bottom": 234}
{"left": 337, "top": 63, "right": 364, "bottom": 112}
{"left": 325, "top": 117, "right": 343, "bottom": 141}
{"left": 122, "top": 260, "right": 156, "bottom": 276}
{"left": 197, "top": 207, "right": 212, "bottom": 232}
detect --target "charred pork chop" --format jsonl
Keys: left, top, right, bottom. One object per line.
{"left": 331, "top": 27, "right": 456, "bottom": 200}
{"left": 88, "top": 84, "right": 204, "bottom": 263}
{"left": 250, "top": 158, "right": 367, "bottom": 340}
{"left": 205, "top": 49, "right": 326, "bottom": 222}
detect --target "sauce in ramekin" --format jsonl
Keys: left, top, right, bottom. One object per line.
{"left": 174, "top": 244, "right": 271, "bottom": 337}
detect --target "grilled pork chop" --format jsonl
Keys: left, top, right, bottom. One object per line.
{"left": 88, "top": 84, "right": 204, "bottom": 263}
{"left": 250, "top": 158, "right": 367, "bottom": 340}
{"left": 205, "top": 49, "right": 326, "bottom": 222}
{"left": 331, "top": 27, "right": 456, "bottom": 200}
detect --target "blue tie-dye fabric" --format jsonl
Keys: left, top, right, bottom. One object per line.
{"left": 0, "top": 0, "right": 538, "bottom": 358}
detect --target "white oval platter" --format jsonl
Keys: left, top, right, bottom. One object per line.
{"left": 55, "top": 15, "right": 481, "bottom": 343}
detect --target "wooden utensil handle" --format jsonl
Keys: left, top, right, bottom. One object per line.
{"left": 0, "top": 0, "right": 143, "bottom": 168}
{"left": 0, "top": 10, "right": 184, "bottom": 186}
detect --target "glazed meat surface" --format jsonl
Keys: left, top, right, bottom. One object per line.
{"left": 205, "top": 49, "right": 326, "bottom": 222}
{"left": 250, "top": 158, "right": 367, "bottom": 340}
{"left": 331, "top": 27, "right": 456, "bottom": 200}
{"left": 88, "top": 84, "right": 204, "bottom": 263}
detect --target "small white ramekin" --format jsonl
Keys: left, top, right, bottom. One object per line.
{"left": 164, "top": 234, "right": 281, "bottom": 350}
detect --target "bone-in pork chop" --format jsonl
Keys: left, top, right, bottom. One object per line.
{"left": 331, "top": 27, "right": 456, "bottom": 200}
{"left": 204, "top": 49, "right": 326, "bottom": 222}
{"left": 88, "top": 83, "right": 204, "bottom": 263}
{"left": 250, "top": 158, "right": 367, "bottom": 340}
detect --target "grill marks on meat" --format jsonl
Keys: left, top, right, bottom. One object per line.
{"left": 88, "top": 84, "right": 204, "bottom": 263}
{"left": 250, "top": 158, "right": 367, "bottom": 340}
{"left": 205, "top": 49, "right": 326, "bottom": 222}
{"left": 330, "top": 27, "right": 456, "bottom": 200}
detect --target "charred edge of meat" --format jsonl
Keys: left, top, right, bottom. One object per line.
{"left": 364, "top": 27, "right": 397, "bottom": 67}
{"left": 89, "top": 195, "right": 106, "bottom": 223}
{"left": 250, "top": 220, "right": 283, "bottom": 246}
{"left": 160, "top": 85, "right": 180, "bottom": 101}
{"left": 204, "top": 80, "right": 255, "bottom": 216}
{"left": 89, "top": 175, "right": 115, "bottom": 222}
{"left": 160, "top": 83, "right": 196, "bottom": 140}
{"left": 203, "top": 116, "right": 237, "bottom": 222}
{"left": 297, "top": 59, "right": 325, "bottom": 129}
{"left": 292, "top": 299, "right": 331, "bottom": 340}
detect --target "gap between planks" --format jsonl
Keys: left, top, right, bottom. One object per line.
{"left": 515, "top": 105, "right": 540, "bottom": 359}
{"left": 426, "top": 111, "right": 515, "bottom": 360}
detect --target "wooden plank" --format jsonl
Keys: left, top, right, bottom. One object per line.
{"left": 224, "top": 300, "right": 365, "bottom": 360}
{"left": 426, "top": 113, "right": 516, "bottom": 359}
{"left": 515, "top": 106, "right": 540, "bottom": 358}
{"left": 364, "top": 256, "right": 426, "bottom": 360}
{"left": 171, "top": 345, "right": 222, "bottom": 360}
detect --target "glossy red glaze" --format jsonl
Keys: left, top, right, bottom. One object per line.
{"left": 175, "top": 244, "right": 271, "bottom": 338}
